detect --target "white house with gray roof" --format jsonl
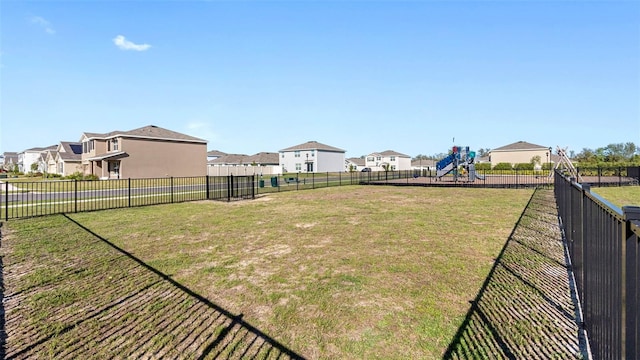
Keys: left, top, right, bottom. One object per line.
{"left": 207, "top": 152, "right": 281, "bottom": 176}
{"left": 18, "top": 145, "right": 57, "bottom": 173}
{"left": 365, "top": 150, "right": 411, "bottom": 171}
{"left": 279, "top": 141, "right": 346, "bottom": 173}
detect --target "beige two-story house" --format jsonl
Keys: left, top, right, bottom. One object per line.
{"left": 489, "top": 141, "right": 554, "bottom": 169}
{"left": 80, "top": 125, "right": 207, "bottom": 179}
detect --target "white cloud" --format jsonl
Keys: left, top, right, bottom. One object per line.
{"left": 30, "top": 16, "right": 55, "bottom": 34}
{"left": 113, "top": 35, "right": 151, "bottom": 51}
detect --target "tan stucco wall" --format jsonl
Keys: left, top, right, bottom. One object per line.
{"left": 117, "top": 138, "right": 206, "bottom": 178}
{"left": 490, "top": 149, "right": 552, "bottom": 168}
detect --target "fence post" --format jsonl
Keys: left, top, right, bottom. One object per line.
{"left": 206, "top": 176, "right": 210, "bottom": 200}
{"left": 128, "top": 178, "right": 131, "bottom": 207}
{"left": 74, "top": 179, "right": 78, "bottom": 213}
{"left": 170, "top": 177, "right": 174, "bottom": 203}
{"left": 4, "top": 181, "right": 8, "bottom": 221}
{"left": 251, "top": 175, "right": 255, "bottom": 199}
{"left": 623, "top": 206, "right": 640, "bottom": 358}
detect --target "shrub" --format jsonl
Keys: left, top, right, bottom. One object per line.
{"left": 64, "top": 172, "right": 85, "bottom": 180}
{"left": 514, "top": 163, "right": 534, "bottom": 170}
{"left": 493, "top": 162, "right": 513, "bottom": 170}
{"left": 83, "top": 174, "right": 99, "bottom": 181}
{"left": 474, "top": 163, "right": 491, "bottom": 171}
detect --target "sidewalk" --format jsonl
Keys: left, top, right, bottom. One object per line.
{"left": 444, "top": 189, "right": 587, "bottom": 359}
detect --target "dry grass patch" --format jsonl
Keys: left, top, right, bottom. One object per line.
{"left": 4, "top": 185, "right": 533, "bottom": 359}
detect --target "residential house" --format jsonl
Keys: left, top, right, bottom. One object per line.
{"left": 44, "top": 142, "right": 83, "bottom": 176}
{"left": 365, "top": 150, "right": 412, "bottom": 171}
{"left": 1, "top": 152, "right": 18, "bottom": 171}
{"left": 207, "top": 152, "right": 281, "bottom": 176}
{"left": 207, "top": 150, "right": 227, "bottom": 162}
{"left": 345, "top": 157, "right": 366, "bottom": 172}
{"left": 80, "top": 125, "right": 207, "bottom": 179}
{"left": 17, "top": 145, "right": 56, "bottom": 173}
{"left": 411, "top": 159, "right": 436, "bottom": 171}
{"left": 489, "top": 141, "right": 554, "bottom": 169}
{"left": 279, "top": 141, "right": 346, "bottom": 173}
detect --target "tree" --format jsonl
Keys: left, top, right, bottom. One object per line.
{"left": 477, "top": 148, "right": 491, "bottom": 158}
{"left": 530, "top": 155, "right": 542, "bottom": 169}
{"left": 30, "top": 162, "right": 39, "bottom": 172}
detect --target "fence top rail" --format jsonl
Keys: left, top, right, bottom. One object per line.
{"left": 557, "top": 170, "right": 625, "bottom": 220}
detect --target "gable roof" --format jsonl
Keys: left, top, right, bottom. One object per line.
{"left": 280, "top": 141, "right": 345, "bottom": 153}
{"left": 208, "top": 154, "right": 249, "bottom": 165}
{"left": 245, "top": 152, "right": 279, "bottom": 165}
{"left": 371, "top": 150, "right": 410, "bottom": 158}
{"left": 19, "top": 145, "right": 57, "bottom": 154}
{"left": 208, "top": 152, "right": 280, "bottom": 166}
{"left": 207, "top": 150, "right": 227, "bottom": 157}
{"left": 491, "top": 141, "right": 550, "bottom": 152}
{"left": 346, "top": 157, "right": 366, "bottom": 166}
{"left": 411, "top": 159, "right": 436, "bottom": 167}
{"left": 57, "top": 142, "right": 83, "bottom": 161}
{"left": 81, "top": 125, "right": 207, "bottom": 144}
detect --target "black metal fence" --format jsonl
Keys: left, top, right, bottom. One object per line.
{"left": 555, "top": 170, "right": 640, "bottom": 359}
{"left": 573, "top": 166, "right": 640, "bottom": 187}
{"left": 1, "top": 175, "right": 255, "bottom": 220}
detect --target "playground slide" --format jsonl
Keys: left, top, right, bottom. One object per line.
{"left": 436, "top": 162, "right": 455, "bottom": 178}
{"left": 474, "top": 173, "right": 486, "bottom": 181}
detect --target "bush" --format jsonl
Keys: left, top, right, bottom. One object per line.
{"left": 514, "top": 163, "right": 534, "bottom": 170}
{"left": 474, "top": 163, "right": 491, "bottom": 171}
{"left": 493, "top": 162, "right": 513, "bottom": 170}
{"left": 45, "top": 173, "right": 62, "bottom": 179}
{"left": 64, "top": 172, "right": 98, "bottom": 181}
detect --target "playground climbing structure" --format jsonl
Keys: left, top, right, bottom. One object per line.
{"left": 436, "top": 146, "right": 485, "bottom": 182}
{"left": 551, "top": 146, "right": 583, "bottom": 182}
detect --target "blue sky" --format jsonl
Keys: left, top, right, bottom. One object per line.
{"left": 1, "top": 1, "right": 639, "bottom": 158}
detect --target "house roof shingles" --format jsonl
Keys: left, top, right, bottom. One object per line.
{"left": 377, "top": 150, "right": 410, "bottom": 157}
{"left": 207, "top": 150, "right": 227, "bottom": 157}
{"left": 208, "top": 152, "right": 279, "bottom": 166}
{"left": 81, "top": 125, "right": 207, "bottom": 144}
{"left": 58, "top": 142, "right": 83, "bottom": 161}
{"left": 347, "top": 157, "right": 366, "bottom": 166}
{"left": 491, "top": 141, "right": 550, "bottom": 152}
{"left": 280, "top": 141, "right": 345, "bottom": 153}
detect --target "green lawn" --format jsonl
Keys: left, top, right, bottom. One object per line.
{"left": 591, "top": 186, "right": 640, "bottom": 208}
{"left": 2, "top": 185, "right": 533, "bottom": 359}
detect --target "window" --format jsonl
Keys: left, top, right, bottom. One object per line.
{"left": 390, "top": 156, "right": 396, "bottom": 161}
{"left": 294, "top": 151, "right": 300, "bottom": 158}
{"left": 111, "top": 139, "right": 119, "bottom": 151}
{"left": 367, "top": 157, "right": 374, "bottom": 162}
{"left": 58, "top": 163, "right": 63, "bottom": 174}
{"left": 281, "top": 153, "right": 285, "bottom": 158}
{"left": 295, "top": 163, "right": 302, "bottom": 171}
{"left": 311, "top": 150, "right": 315, "bottom": 157}
{"left": 83, "top": 142, "right": 87, "bottom": 153}
{"left": 391, "top": 165, "right": 396, "bottom": 171}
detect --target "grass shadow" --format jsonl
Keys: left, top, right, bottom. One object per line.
{"left": 3, "top": 214, "right": 305, "bottom": 359}
{"left": 442, "top": 189, "right": 582, "bottom": 359}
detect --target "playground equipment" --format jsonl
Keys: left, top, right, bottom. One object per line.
{"left": 436, "top": 146, "right": 485, "bottom": 182}
{"left": 551, "top": 146, "right": 583, "bottom": 182}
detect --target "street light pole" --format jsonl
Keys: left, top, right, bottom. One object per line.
{"left": 547, "top": 147, "right": 552, "bottom": 175}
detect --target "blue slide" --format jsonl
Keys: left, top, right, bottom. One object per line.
{"left": 436, "top": 154, "right": 455, "bottom": 178}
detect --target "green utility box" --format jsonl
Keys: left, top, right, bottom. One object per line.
{"left": 259, "top": 179, "right": 265, "bottom": 188}
{"left": 271, "top": 176, "right": 278, "bottom": 187}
